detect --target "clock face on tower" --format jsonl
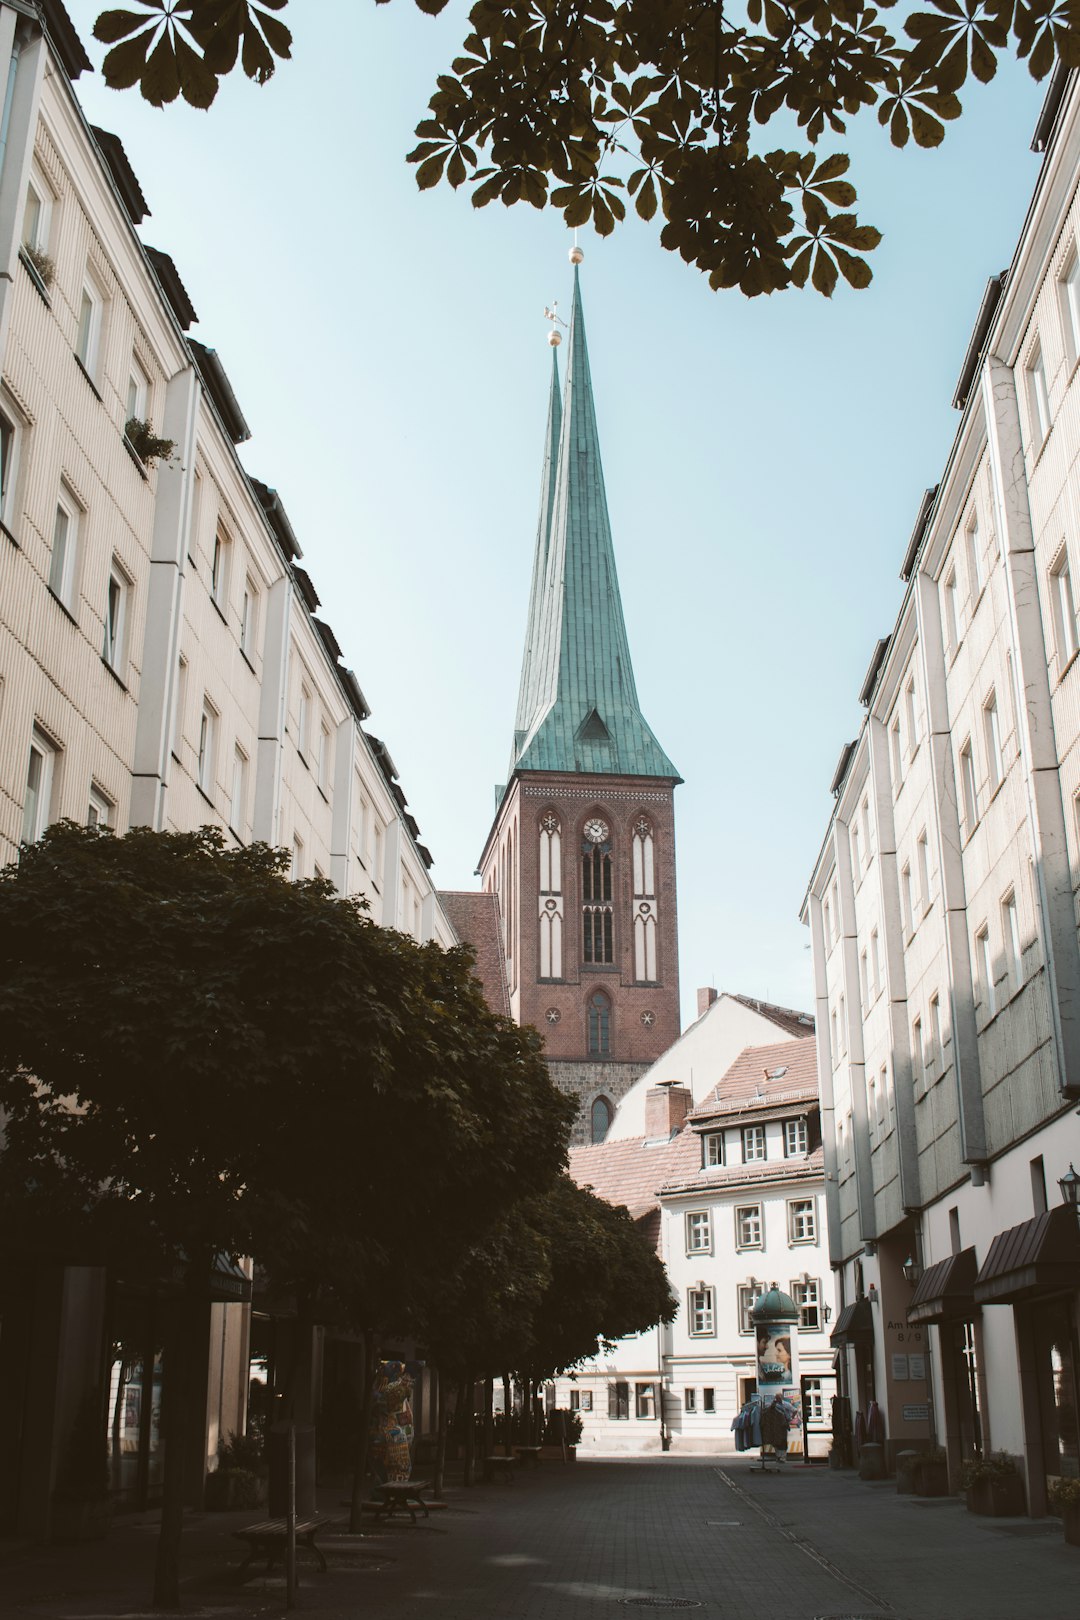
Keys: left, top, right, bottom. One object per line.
{"left": 583, "top": 817, "right": 609, "bottom": 843}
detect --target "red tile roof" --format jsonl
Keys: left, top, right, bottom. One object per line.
{"left": 438, "top": 890, "right": 511, "bottom": 1018}
{"left": 568, "top": 1131, "right": 699, "bottom": 1222}
{"left": 730, "top": 994, "right": 815, "bottom": 1038}
{"left": 689, "top": 1036, "right": 819, "bottom": 1121}
{"left": 661, "top": 1145, "right": 825, "bottom": 1198}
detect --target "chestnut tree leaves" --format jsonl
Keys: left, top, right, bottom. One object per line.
{"left": 91, "top": 0, "right": 1080, "bottom": 295}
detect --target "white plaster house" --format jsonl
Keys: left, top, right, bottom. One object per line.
{"left": 557, "top": 1034, "right": 833, "bottom": 1454}
{"left": 0, "top": 1, "right": 454, "bottom": 1540}
{"left": 801, "top": 68, "right": 1080, "bottom": 1512}
{"left": 606, "top": 987, "right": 815, "bottom": 1141}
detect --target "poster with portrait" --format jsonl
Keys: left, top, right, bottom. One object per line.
{"left": 756, "top": 1329, "right": 794, "bottom": 1386}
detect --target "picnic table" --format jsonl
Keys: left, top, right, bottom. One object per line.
{"left": 234, "top": 1516, "right": 330, "bottom": 1576}
{"left": 363, "top": 1478, "right": 433, "bottom": 1524}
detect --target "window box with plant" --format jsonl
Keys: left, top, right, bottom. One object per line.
{"left": 960, "top": 1451, "right": 1025, "bottom": 1517}
{"left": 204, "top": 1429, "right": 266, "bottom": 1511}
{"left": 22, "top": 242, "right": 56, "bottom": 292}
{"left": 1049, "top": 1476, "right": 1080, "bottom": 1546}
{"left": 124, "top": 416, "right": 175, "bottom": 469}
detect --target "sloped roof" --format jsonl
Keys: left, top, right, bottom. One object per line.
{"left": 730, "top": 994, "right": 815, "bottom": 1039}
{"left": 661, "top": 1145, "right": 825, "bottom": 1199}
{"left": 509, "top": 269, "right": 679, "bottom": 783}
{"left": 438, "top": 891, "right": 511, "bottom": 1018}
{"left": 689, "top": 1036, "right": 819, "bottom": 1121}
{"left": 569, "top": 1130, "right": 699, "bottom": 1221}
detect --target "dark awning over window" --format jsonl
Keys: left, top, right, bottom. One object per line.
{"left": 907, "top": 1247, "right": 977, "bottom": 1324}
{"left": 830, "top": 1297, "right": 874, "bottom": 1344}
{"left": 974, "top": 1205, "right": 1080, "bottom": 1306}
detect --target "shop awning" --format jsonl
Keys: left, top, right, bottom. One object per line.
{"left": 974, "top": 1205, "right": 1080, "bottom": 1306}
{"left": 907, "top": 1246, "right": 977, "bottom": 1324}
{"left": 830, "top": 1297, "right": 874, "bottom": 1344}
{"left": 209, "top": 1253, "right": 253, "bottom": 1304}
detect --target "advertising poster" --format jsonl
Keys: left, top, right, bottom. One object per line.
{"left": 756, "top": 1328, "right": 794, "bottom": 1386}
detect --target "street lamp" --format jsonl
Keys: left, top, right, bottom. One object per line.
{"left": 902, "top": 1254, "right": 922, "bottom": 1284}
{"left": 1058, "top": 1162, "right": 1080, "bottom": 1222}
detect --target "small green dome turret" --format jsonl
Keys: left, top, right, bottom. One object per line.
{"left": 750, "top": 1284, "right": 798, "bottom": 1325}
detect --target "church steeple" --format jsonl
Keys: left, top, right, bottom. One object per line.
{"left": 513, "top": 344, "right": 562, "bottom": 766}
{"left": 510, "top": 267, "right": 680, "bottom": 783}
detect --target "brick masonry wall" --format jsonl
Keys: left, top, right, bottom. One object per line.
{"left": 547, "top": 1058, "right": 651, "bottom": 1146}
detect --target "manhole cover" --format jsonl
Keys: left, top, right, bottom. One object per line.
{"left": 622, "top": 1602, "right": 702, "bottom": 1611}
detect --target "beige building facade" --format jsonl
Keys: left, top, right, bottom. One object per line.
{"left": 802, "top": 71, "right": 1080, "bottom": 1508}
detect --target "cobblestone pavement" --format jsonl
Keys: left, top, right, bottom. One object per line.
{"left": 1, "top": 1456, "right": 1075, "bottom": 1619}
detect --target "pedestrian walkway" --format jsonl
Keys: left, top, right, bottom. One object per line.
{"left": 1, "top": 1457, "right": 1075, "bottom": 1619}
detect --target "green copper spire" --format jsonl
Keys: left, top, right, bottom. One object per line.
{"left": 512, "top": 266, "right": 680, "bottom": 781}
{"left": 512, "top": 344, "right": 562, "bottom": 768}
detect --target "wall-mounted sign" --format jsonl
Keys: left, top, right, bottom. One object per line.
{"left": 902, "top": 1404, "right": 930, "bottom": 1423}
{"left": 891, "top": 1353, "right": 909, "bottom": 1381}
{"left": 908, "top": 1353, "right": 927, "bottom": 1380}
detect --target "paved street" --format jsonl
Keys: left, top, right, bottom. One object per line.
{"left": 1, "top": 1456, "right": 1076, "bottom": 1620}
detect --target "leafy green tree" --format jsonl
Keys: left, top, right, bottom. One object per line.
{"left": 89, "top": 0, "right": 1079, "bottom": 294}
{"left": 0, "top": 822, "right": 573, "bottom": 1606}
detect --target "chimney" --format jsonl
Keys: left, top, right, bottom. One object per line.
{"left": 645, "top": 1081, "right": 692, "bottom": 1140}
{"left": 697, "top": 986, "right": 718, "bottom": 1017}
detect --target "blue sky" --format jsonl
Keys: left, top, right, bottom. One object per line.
{"left": 66, "top": 2, "right": 1047, "bottom": 1026}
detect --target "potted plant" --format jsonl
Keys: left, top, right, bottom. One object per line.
{"left": 1049, "top": 1476, "right": 1080, "bottom": 1546}
{"left": 124, "top": 417, "right": 176, "bottom": 468}
{"left": 205, "top": 1429, "right": 267, "bottom": 1511}
{"left": 960, "top": 1451, "right": 1026, "bottom": 1517}
{"left": 913, "top": 1446, "right": 950, "bottom": 1497}
{"left": 51, "top": 1389, "right": 110, "bottom": 1541}
{"left": 540, "top": 1409, "right": 582, "bottom": 1460}
{"left": 22, "top": 242, "right": 55, "bottom": 287}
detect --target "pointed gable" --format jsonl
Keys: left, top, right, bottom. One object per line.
{"left": 510, "top": 269, "right": 680, "bottom": 782}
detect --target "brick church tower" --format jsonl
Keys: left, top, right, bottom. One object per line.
{"left": 476, "top": 257, "right": 682, "bottom": 1144}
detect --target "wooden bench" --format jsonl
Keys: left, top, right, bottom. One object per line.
{"left": 485, "top": 1454, "right": 516, "bottom": 1483}
{"left": 233, "top": 1516, "right": 330, "bottom": 1575}
{"left": 363, "top": 1478, "right": 433, "bottom": 1524}
{"left": 514, "top": 1445, "right": 543, "bottom": 1469}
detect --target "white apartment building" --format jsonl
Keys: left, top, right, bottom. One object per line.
{"left": 801, "top": 68, "right": 1080, "bottom": 1511}
{"left": 0, "top": 1, "right": 454, "bottom": 1538}
{"left": 558, "top": 1035, "right": 833, "bottom": 1454}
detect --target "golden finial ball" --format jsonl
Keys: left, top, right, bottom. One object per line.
{"left": 569, "top": 245, "right": 584, "bottom": 265}
{"left": 548, "top": 329, "right": 562, "bottom": 347}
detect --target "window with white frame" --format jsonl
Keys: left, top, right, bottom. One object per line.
{"left": 1006, "top": 650, "right": 1021, "bottom": 751}
{"left": 688, "top": 1287, "right": 715, "bottom": 1336}
{"left": 879, "top": 1063, "right": 889, "bottom": 1127}
{"left": 911, "top": 1015, "right": 924, "bottom": 1091}
{"left": 784, "top": 1117, "right": 808, "bottom": 1157}
{"left": 297, "top": 680, "right": 311, "bottom": 759}
{"left": 822, "top": 894, "right": 831, "bottom": 945}
{"left": 916, "top": 829, "right": 931, "bottom": 911}
{"left": 22, "top": 727, "right": 57, "bottom": 844}
{"left": 126, "top": 356, "right": 150, "bottom": 426}
{"left": 210, "top": 527, "right": 229, "bottom": 611}
{"left": 944, "top": 568, "right": 960, "bottom": 653}
{"left": 868, "top": 1071, "right": 878, "bottom": 1136}
{"left": 976, "top": 924, "right": 995, "bottom": 1017}
{"left": 87, "top": 784, "right": 113, "bottom": 829}
{"left": 318, "top": 722, "right": 332, "bottom": 794}
{"left": 230, "top": 744, "right": 247, "bottom": 833}
{"left": 901, "top": 861, "right": 914, "bottom": 936}
{"left": 608, "top": 1382, "right": 629, "bottom": 1420}
{"left": 1002, "top": 889, "right": 1021, "bottom": 991}
{"left": 292, "top": 834, "right": 304, "bottom": 880}
{"left": 839, "top": 993, "right": 846, "bottom": 1050}
{"left": 703, "top": 1132, "right": 724, "bottom": 1168}
{"left": 860, "top": 796, "right": 871, "bottom": 865}
{"left": 1049, "top": 545, "right": 1079, "bottom": 667}
{"left": 735, "top": 1204, "right": 763, "bottom": 1249}
{"left": 791, "top": 1276, "right": 822, "bottom": 1329}
{"left": 569, "top": 1389, "right": 592, "bottom": 1412}
{"left": 0, "top": 396, "right": 22, "bottom": 531}
{"left": 859, "top": 947, "right": 869, "bottom": 1007}
{"left": 959, "top": 739, "right": 978, "bottom": 831}
{"left": 928, "top": 993, "right": 942, "bottom": 1083}
{"left": 984, "top": 690, "right": 1003, "bottom": 795}
{"left": 1027, "top": 341, "right": 1051, "bottom": 445}
{"left": 75, "top": 275, "right": 104, "bottom": 379}
{"left": 737, "top": 1284, "right": 759, "bottom": 1334}
{"left": 685, "top": 1210, "right": 711, "bottom": 1254}
{"left": 742, "top": 1124, "right": 766, "bottom": 1162}
{"left": 240, "top": 573, "right": 259, "bottom": 660}
{"left": 870, "top": 928, "right": 881, "bottom": 998}
{"left": 48, "top": 489, "right": 78, "bottom": 610}
{"left": 850, "top": 816, "right": 861, "bottom": 876}
{"left": 197, "top": 700, "right": 217, "bottom": 796}
{"left": 830, "top": 1007, "right": 838, "bottom": 1065}
{"left": 904, "top": 677, "right": 918, "bottom": 756}
{"left": 788, "top": 1198, "right": 816, "bottom": 1244}
{"left": 102, "top": 560, "right": 130, "bottom": 675}
{"left": 803, "top": 1377, "right": 824, "bottom": 1423}
{"left": 703, "top": 1388, "right": 716, "bottom": 1413}
{"left": 1061, "top": 247, "right": 1080, "bottom": 365}
{"left": 22, "top": 168, "right": 52, "bottom": 257}
{"left": 966, "top": 512, "right": 984, "bottom": 603}
{"left": 635, "top": 1383, "right": 656, "bottom": 1420}
{"left": 684, "top": 1387, "right": 697, "bottom": 1412}
{"left": 890, "top": 714, "right": 903, "bottom": 789}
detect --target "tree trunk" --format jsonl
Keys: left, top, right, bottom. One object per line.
{"left": 433, "top": 1380, "right": 453, "bottom": 1501}
{"left": 462, "top": 1374, "right": 476, "bottom": 1486}
{"left": 153, "top": 1295, "right": 194, "bottom": 1610}
{"left": 502, "top": 1374, "right": 513, "bottom": 1456}
{"left": 348, "top": 1332, "right": 378, "bottom": 1534}
{"left": 482, "top": 1377, "right": 493, "bottom": 1482}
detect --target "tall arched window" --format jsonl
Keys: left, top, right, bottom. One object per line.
{"left": 588, "top": 990, "right": 612, "bottom": 1055}
{"left": 582, "top": 815, "right": 613, "bottom": 964}
{"left": 591, "top": 1094, "right": 614, "bottom": 1144}
{"left": 538, "top": 811, "right": 563, "bottom": 978}
{"left": 632, "top": 814, "right": 658, "bottom": 982}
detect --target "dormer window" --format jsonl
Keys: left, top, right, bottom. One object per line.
{"left": 703, "top": 1132, "right": 724, "bottom": 1168}
{"left": 784, "top": 1117, "right": 808, "bottom": 1157}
